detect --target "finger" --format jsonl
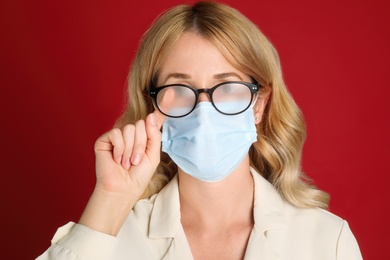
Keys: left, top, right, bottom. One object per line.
{"left": 153, "top": 108, "right": 167, "bottom": 130}
{"left": 121, "top": 124, "right": 135, "bottom": 170}
{"left": 145, "top": 112, "right": 163, "bottom": 162}
{"left": 153, "top": 86, "right": 173, "bottom": 128}
{"left": 131, "top": 120, "right": 147, "bottom": 165}
{"left": 107, "top": 128, "right": 125, "bottom": 164}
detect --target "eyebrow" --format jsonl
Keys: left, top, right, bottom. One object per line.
{"left": 164, "top": 72, "right": 243, "bottom": 83}
{"left": 164, "top": 73, "right": 191, "bottom": 81}
{"left": 213, "top": 72, "right": 243, "bottom": 80}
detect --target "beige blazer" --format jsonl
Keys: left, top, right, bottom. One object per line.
{"left": 37, "top": 168, "right": 362, "bottom": 259}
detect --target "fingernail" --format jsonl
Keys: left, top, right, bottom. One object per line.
{"left": 132, "top": 154, "right": 142, "bottom": 165}
{"left": 150, "top": 113, "right": 157, "bottom": 126}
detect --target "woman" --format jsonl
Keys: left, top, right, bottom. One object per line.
{"left": 37, "top": 2, "right": 362, "bottom": 259}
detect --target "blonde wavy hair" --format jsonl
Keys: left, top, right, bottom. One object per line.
{"left": 116, "top": 2, "right": 329, "bottom": 208}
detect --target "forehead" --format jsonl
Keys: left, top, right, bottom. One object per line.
{"left": 158, "top": 31, "right": 248, "bottom": 84}
{"left": 162, "top": 32, "right": 228, "bottom": 66}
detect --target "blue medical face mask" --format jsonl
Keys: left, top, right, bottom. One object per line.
{"left": 162, "top": 102, "right": 257, "bottom": 182}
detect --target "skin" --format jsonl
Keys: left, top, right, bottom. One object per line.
{"left": 79, "top": 31, "right": 269, "bottom": 260}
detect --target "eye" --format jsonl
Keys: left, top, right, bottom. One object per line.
{"left": 220, "top": 83, "right": 234, "bottom": 93}
{"left": 217, "top": 83, "right": 247, "bottom": 95}
{"left": 175, "top": 85, "right": 191, "bottom": 96}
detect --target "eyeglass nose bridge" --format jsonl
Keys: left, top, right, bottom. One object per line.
{"left": 196, "top": 88, "right": 213, "bottom": 102}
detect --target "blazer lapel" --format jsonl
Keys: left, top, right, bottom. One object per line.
{"left": 148, "top": 175, "right": 194, "bottom": 259}
{"left": 245, "top": 168, "right": 289, "bottom": 259}
{"left": 162, "top": 227, "right": 193, "bottom": 260}
{"left": 149, "top": 175, "right": 181, "bottom": 238}
{"left": 146, "top": 169, "right": 288, "bottom": 259}
{"left": 244, "top": 225, "right": 281, "bottom": 260}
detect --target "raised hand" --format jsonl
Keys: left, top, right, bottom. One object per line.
{"left": 79, "top": 110, "right": 166, "bottom": 236}
{"left": 94, "top": 111, "right": 164, "bottom": 196}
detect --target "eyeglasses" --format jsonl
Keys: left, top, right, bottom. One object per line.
{"left": 149, "top": 81, "right": 261, "bottom": 118}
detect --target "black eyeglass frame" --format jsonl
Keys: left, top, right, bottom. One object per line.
{"left": 149, "top": 81, "right": 262, "bottom": 118}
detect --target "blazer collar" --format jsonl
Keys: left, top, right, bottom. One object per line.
{"left": 149, "top": 175, "right": 194, "bottom": 259}
{"left": 250, "top": 167, "right": 288, "bottom": 232}
{"left": 149, "top": 174, "right": 181, "bottom": 238}
{"left": 148, "top": 168, "right": 288, "bottom": 259}
{"left": 244, "top": 168, "right": 288, "bottom": 259}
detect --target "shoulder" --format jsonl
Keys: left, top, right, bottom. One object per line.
{"left": 283, "top": 204, "right": 352, "bottom": 247}
{"left": 285, "top": 202, "right": 344, "bottom": 229}
{"left": 251, "top": 167, "right": 345, "bottom": 231}
{"left": 251, "top": 169, "right": 362, "bottom": 258}
{"left": 281, "top": 204, "right": 362, "bottom": 258}
{"left": 265, "top": 195, "right": 362, "bottom": 259}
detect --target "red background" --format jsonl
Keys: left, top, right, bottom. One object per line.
{"left": 1, "top": 0, "right": 389, "bottom": 259}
